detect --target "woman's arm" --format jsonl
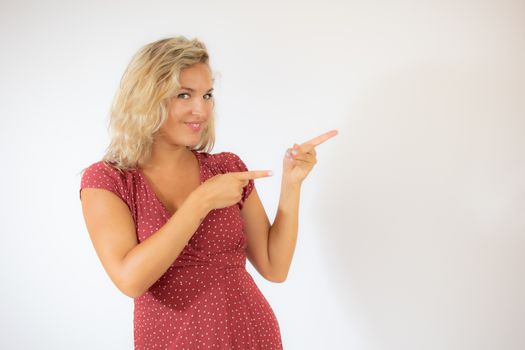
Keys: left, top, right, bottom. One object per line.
{"left": 81, "top": 188, "right": 209, "bottom": 298}
{"left": 241, "top": 181, "right": 300, "bottom": 283}
{"left": 241, "top": 130, "right": 338, "bottom": 282}
{"left": 81, "top": 169, "right": 270, "bottom": 298}
{"left": 267, "top": 181, "right": 301, "bottom": 281}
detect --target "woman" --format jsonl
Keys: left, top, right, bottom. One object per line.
{"left": 79, "top": 36, "right": 337, "bottom": 349}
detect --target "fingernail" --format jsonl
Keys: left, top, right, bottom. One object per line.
{"left": 268, "top": 171, "right": 273, "bottom": 176}
{"left": 291, "top": 150, "right": 298, "bottom": 155}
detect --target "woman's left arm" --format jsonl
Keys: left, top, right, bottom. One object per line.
{"left": 241, "top": 130, "right": 338, "bottom": 282}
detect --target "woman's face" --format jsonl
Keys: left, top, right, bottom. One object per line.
{"left": 158, "top": 63, "right": 214, "bottom": 147}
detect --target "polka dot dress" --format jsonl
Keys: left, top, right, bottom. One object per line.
{"left": 79, "top": 150, "right": 283, "bottom": 349}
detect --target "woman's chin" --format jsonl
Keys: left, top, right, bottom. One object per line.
{"left": 185, "top": 138, "right": 202, "bottom": 148}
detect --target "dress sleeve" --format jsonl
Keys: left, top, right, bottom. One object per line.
{"left": 222, "top": 152, "right": 255, "bottom": 210}
{"left": 79, "top": 161, "right": 127, "bottom": 203}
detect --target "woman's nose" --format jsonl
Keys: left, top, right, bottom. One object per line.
{"left": 191, "top": 99, "right": 207, "bottom": 116}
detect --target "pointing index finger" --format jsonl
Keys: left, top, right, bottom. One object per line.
{"left": 302, "top": 129, "right": 338, "bottom": 147}
{"left": 233, "top": 170, "right": 273, "bottom": 180}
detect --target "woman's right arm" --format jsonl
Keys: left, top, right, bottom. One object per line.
{"left": 80, "top": 170, "right": 270, "bottom": 299}
{"left": 80, "top": 188, "right": 210, "bottom": 299}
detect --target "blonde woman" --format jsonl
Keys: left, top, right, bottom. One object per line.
{"left": 79, "top": 36, "right": 337, "bottom": 349}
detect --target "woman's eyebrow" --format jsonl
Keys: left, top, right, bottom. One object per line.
{"left": 180, "top": 86, "right": 214, "bottom": 92}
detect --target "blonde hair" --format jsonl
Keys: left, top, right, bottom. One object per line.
{"left": 102, "top": 36, "right": 216, "bottom": 171}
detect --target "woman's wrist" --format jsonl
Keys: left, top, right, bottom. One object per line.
{"left": 281, "top": 176, "right": 303, "bottom": 191}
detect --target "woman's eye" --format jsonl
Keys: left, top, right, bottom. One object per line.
{"left": 177, "top": 92, "right": 213, "bottom": 100}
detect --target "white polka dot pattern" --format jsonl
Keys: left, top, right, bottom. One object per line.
{"left": 79, "top": 150, "right": 283, "bottom": 349}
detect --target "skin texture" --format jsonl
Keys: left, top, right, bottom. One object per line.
{"left": 80, "top": 62, "right": 338, "bottom": 298}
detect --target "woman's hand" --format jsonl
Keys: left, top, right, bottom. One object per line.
{"left": 194, "top": 170, "right": 272, "bottom": 211}
{"left": 282, "top": 130, "right": 338, "bottom": 186}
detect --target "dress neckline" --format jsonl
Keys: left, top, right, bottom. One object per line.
{"left": 137, "top": 149, "right": 204, "bottom": 218}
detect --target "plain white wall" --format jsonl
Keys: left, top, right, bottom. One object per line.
{"left": 1, "top": 0, "right": 524, "bottom": 349}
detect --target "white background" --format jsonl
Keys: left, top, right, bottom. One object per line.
{"left": 1, "top": 0, "right": 524, "bottom": 349}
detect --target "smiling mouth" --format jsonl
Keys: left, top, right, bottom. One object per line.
{"left": 185, "top": 122, "right": 202, "bottom": 132}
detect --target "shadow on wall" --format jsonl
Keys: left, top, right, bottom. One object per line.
{"left": 316, "top": 61, "right": 525, "bottom": 350}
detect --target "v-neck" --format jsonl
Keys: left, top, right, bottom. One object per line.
{"left": 137, "top": 149, "right": 204, "bottom": 218}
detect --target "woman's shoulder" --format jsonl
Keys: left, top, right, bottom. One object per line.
{"left": 79, "top": 160, "right": 136, "bottom": 200}
{"left": 81, "top": 160, "right": 132, "bottom": 180}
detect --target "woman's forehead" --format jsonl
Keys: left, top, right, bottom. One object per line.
{"left": 179, "top": 66, "right": 214, "bottom": 90}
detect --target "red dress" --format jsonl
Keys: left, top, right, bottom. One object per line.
{"left": 79, "top": 150, "right": 283, "bottom": 349}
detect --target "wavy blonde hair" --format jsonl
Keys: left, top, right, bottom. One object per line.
{"left": 102, "top": 36, "right": 216, "bottom": 171}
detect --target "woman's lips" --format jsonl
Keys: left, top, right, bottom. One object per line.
{"left": 185, "top": 122, "right": 202, "bottom": 132}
